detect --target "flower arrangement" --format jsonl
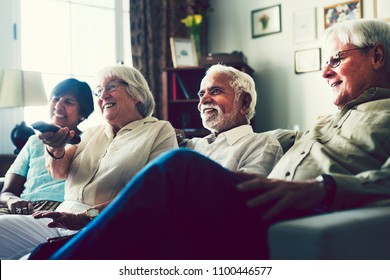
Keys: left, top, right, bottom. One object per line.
{"left": 259, "top": 14, "right": 270, "bottom": 30}
{"left": 181, "top": 14, "right": 203, "bottom": 29}
{"left": 181, "top": 14, "right": 203, "bottom": 63}
{"left": 180, "top": 0, "right": 212, "bottom": 63}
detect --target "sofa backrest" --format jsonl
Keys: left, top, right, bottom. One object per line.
{"left": 265, "top": 129, "right": 302, "bottom": 154}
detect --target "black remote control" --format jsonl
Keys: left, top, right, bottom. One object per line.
{"left": 31, "top": 121, "right": 81, "bottom": 144}
{"left": 31, "top": 121, "right": 60, "bottom": 133}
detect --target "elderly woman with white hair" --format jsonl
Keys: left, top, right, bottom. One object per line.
{"left": 0, "top": 65, "right": 178, "bottom": 259}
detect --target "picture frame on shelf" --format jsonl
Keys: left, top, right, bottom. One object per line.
{"left": 374, "top": 0, "right": 390, "bottom": 21}
{"left": 324, "top": 0, "right": 362, "bottom": 29}
{"left": 294, "top": 48, "right": 321, "bottom": 74}
{"left": 293, "top": 7, "right": 317, "bottom": 43}
{"left": 169, "top": 37, "right": 198, "bottom": 68}
{"left": 251, "top": 4, "right": 282, "bottom": 38}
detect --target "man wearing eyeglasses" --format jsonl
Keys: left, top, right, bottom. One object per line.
{"left": 322, "top": 42, "right": 386, "bottom": 110}
{"left": 46, "top": 19, "right": 390, "bottom": 260}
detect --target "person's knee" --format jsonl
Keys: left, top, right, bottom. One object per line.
{"left": 154, "top": 148, "right": 206, "bottom": 167}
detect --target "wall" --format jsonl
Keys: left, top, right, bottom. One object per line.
{"left": 208, "top": 0, "right": 376, "bottom": 132}
{"left": 0, "top": 0, "right": 23, "bottom": 154}
{"left": 0, "top": 0, "right": 129, "bottom": 154}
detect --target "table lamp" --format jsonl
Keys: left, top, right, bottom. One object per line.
{"left": 0, "top": 70, "right": 47, "bottom": 153}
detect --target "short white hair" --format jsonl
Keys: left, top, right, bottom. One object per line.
{"left": 323, "top": 19, "right": 390, "bottom": 72}
{"left": 96, "top": 65, "right": 155, "bottom": 117}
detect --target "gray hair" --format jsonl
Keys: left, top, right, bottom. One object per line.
{"left": 95, "top": 65, "right": 155, "bottom": 117}
{"left": 323, "top": 19, "right": 390, "bottom": 72}
{"left": 203, "top": 64, "right": 257, "bottom": 121}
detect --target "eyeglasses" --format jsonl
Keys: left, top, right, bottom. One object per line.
{"left": 323, "top": 46, "right": 371, "bottom": 69}
{"left": 93, "top": 79, "right": 128, "bottom": 97}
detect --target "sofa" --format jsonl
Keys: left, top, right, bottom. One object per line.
{"left": 0, "top": 154, "right": 16, "bottom": 207}
{"left": 2, "top": 175, "right": 390, "bottom": 259}
{"left": 1, "top": 128, "right": 390, "bottom": 259}
{"left": 268, "top": 206, "right": 390, "bottom": 259}
{"left": 0, "top": 154, "right": 17, "bottom": 178}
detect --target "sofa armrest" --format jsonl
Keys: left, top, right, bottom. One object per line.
{"left": 268, "top": 206, "right": 390, "bottom": 259}
{"left": 0, "top": 177, "right": 4, "bottom": 192}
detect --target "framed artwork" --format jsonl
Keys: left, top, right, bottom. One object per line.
{"left": 251, "top": 4, "right": 282, "bottom": 38}
{"left": 294, "top": 48, "right": 321, "bottom": 74}
{"left": 374, "top": 0, "right": 390, "bottom": 21}
{"left": 324, "top": 0, "right": 362, "bottom": 29}
{"left": 170, "top": 37, "right": 198, "bottom": 68}
{"left": 293, "top": 7, "right": 317, "bottom": 43}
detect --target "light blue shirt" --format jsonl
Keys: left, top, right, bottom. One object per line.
{"left": 6, "top": 135, "right": 65, "bottom": 202}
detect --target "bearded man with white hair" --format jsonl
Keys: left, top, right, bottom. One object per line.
{"left": 184, "top": 64, "right": 282, "bottom": 177}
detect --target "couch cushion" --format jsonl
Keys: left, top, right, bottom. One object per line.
{"left": 268, "top": 206, "right": 390, "bottom": 259}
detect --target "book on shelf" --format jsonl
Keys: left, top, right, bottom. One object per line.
{"left": 175, "top": 73, "right": 190, "bottom": 99}
{"left": 172, "top": 73, "right": 177, "bottom": 100}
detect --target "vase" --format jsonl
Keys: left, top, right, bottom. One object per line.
{"left": 191, "top": 32, "right": 201, "bottom": 65}
{"left": 11, "top": 121, "right": 35, "bottom": 154}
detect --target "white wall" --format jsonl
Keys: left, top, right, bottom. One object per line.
{"left": 208, "top": 0, "right": 377, "bottom": 132}
{"left": 0, "top": 0, "right": 129, "bottom": 154}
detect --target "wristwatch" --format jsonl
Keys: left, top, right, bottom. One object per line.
{"left": 315, "top": 174, "right": 337, "bottom": 212}
{"left": 85, "top": 207, "right": 99, "bottom": 220}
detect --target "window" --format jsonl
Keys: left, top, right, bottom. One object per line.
{"left": 21, "top": 0, "right": 131, "bottom": 130}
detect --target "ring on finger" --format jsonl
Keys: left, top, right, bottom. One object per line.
{"left": 16, "top": 208, "right": 22, "bottom": 214}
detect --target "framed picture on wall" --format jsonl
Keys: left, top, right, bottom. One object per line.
{"left": 293, "top": 7, "right": 317, "bottom": 43}
{"left": 251, "top": 4, "right": 282, "bottom": 38}
{"left": 170, "top": 37, "right": 198, "bottom": 68}
{"left": 324, "top": 0, "right": 362, "bottom": 29}
{"left": 295, "top": 48, "right": 321, "bottom": 74}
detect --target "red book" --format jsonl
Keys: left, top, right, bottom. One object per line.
{"left": 172, "top": 73, "right": 177, "bottom": 100}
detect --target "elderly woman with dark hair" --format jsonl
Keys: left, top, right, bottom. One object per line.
{"left": 0, "top": 78, "right": 94, "bottom": 215}
{"left": 0, "top": 65, "right": 178, "bottom": 259}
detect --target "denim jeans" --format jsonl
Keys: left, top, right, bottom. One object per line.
{"left": 50, "top": 149, "right": 270, "bottom": 259}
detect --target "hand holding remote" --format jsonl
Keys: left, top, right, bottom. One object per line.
{"left": 31, "top": 121, "right": 80, "bottom": 144}
{"left": 31, "top": 121, "right": 60, "bottom": 133}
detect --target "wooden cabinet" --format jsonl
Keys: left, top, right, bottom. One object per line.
{"left": 162, "top": 67, "right": 208, "bottom": 138}
{"left": 162, "top": 63, "right": 254, "bottom": 138}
